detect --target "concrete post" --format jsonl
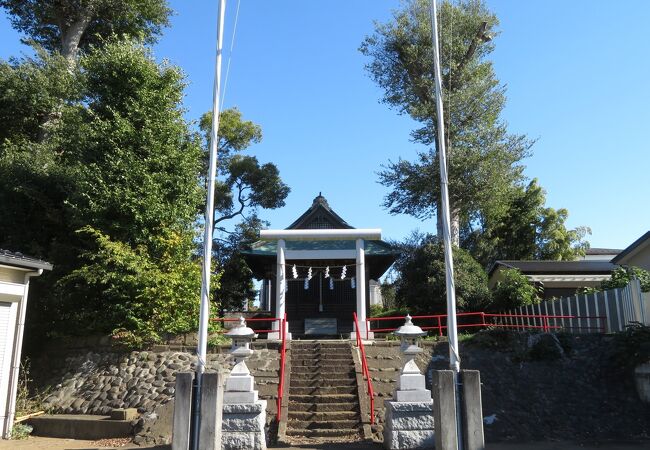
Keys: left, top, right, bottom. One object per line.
{"left": 356, "top": 238, "right": 367, "bottom": 338}
{"left": 272, "top": 239, "right": 286, "bottom": 339}
{"left": 432, "top": 370, "right": 458, "bottom": 450}
{"left": 461, "top": 370, "right": 485, "bottom": 450}
{"left": 172, "top": 372, "right": 194, "bottom": 450}
{"left": 198, "top": 372, "right": 223, "bottom": 450}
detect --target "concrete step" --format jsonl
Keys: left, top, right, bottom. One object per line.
{"left": 287, "top": 419, "right": 360, "bottom": 430}
{"left": 291, "top": 347, "right": 351, "bottom": 354}
{"left": 29, "top": 414, "right": 133, "bottom": 440}
{"left": 289, "top": 393, "right": 358, "bottom": 404}
{"left": 291, "top": 365, "right": 356, "bottom": 374}
{"left": 289, "top": 401, "right": 360, "bottom": 412}
{"left": 285, "top": 428, "right": 362, "bottom": 438}
{"left": 288, "top": 411, "right": 359, "bottom": 421}
{"left": 291, "top": 359, "right": 354, "bottom": 366}
{"left": 291, "top": 371, "right": 353, "bottom": 380}
{"left": 290, "top": 386, "right": 357, "bottom": 395}
{"left": 290, "top": 378, "right": 356, "bottom": 388}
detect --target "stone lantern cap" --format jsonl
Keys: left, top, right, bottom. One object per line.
{"left": 226, "top": 316, "right": 255, "bottom": 339}
{"left": 394, "top": 315, "right": 426, "bottom": 338}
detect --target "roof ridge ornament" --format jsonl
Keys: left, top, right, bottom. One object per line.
{"left": 312, "top": 192, "right": 329, "bottom": 208}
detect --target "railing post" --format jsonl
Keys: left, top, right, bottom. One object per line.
{"left": 481, "top": 312, "right": 486, "bottom": 328}
{"left": 438, "top": 316, "right": 443, "bottom": 337}
{"left": 543, "top": 316, "right": 549, "bottom": 333}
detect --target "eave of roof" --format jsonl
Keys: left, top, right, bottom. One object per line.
{"left": 0, "top": 249, "right": 53, "bottom": 271}
{"left": 488, "top": 260, "right": 617, "bottom": 278}
{"left": 611, "top": 231, "right": 650, "bottom": 264}
{"left": 242, "top": 239, "right": 399, "bottom": 257}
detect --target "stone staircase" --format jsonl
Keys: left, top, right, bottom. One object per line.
{"left": 286, "top": 341, "right": 364, "bottom": 441}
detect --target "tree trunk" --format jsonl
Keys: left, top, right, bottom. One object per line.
{"left": 60, "top": 13, "right": 93, "bottom": 61}
{"left": 436, "top": 201, "right": 460, "bottom": 247}
{"left": 37, "top": 12, "right": 92, "bottom": 142}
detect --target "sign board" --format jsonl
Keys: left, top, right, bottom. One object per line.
{"left": 304, "top": 318, "right": 337, "bottom": 335}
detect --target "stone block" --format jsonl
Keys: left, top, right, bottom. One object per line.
{"left": 383, "top": 429, "right": 435, "bottom": 450}
{"left": 223, "top": 391, "right": 258, "bottom": 404}
{"left": 110, "top": 408, "right": 138, "bottom": 421}
{"left": 383, "top": 400, "right": 434, "bottom": 449}
{"left": 397, "top": 373, "right": 425, "bottom": 391}
{"left": 384, "top": 400, "right": 434, "bottom": 431}
{"left": 223, "top": 402, "right": 265, "bottom": 414}
{"left": 221, "top": 431, "right": 266, "bottom": 450}
{"left": 225, "top": 375, "right": 254, "bottom": 392}
{"left": 394, "top": 389, "right": 431, "bottom": 403}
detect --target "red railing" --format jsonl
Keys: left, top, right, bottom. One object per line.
{"left": 353, "top": 312, "right": 375, "bottom": 426}
{"left": 367, "top": 311, "right": 607, "bottom": 335}
{"left": 277, "top": 313, "right": 287, "bottom": 424}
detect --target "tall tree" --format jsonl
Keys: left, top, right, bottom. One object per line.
{"left": 200, "top": 109, "right": 291, "bottom": 310}
{"left": 361, "top": 0, "right": 532, "bottom": 245}
{"left": 0, "top": 0, "right": 171, "bottom": 60}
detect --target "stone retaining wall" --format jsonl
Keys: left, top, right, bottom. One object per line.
{"left": 364, "top": 333, "right": 650, "bottom": 443}
{"left": 33, "top": 343, "right": 280, "bottom": 445}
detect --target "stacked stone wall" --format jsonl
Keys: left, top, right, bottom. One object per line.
{"left": 30, "top": 342, "right": 280, "bottom": 445}
{"left": 365, "top": 333, "right": 650, "bottom": 443}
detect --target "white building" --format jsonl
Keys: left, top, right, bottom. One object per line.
{"left": 0, "top": 250, "right": 51, "bottom": 438}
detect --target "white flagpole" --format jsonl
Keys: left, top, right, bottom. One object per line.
{"left": 430, "top": 0, "right": 463, "bottom": 448}
{"left": 195, "top": 0, "right": 227, "bottom": 446}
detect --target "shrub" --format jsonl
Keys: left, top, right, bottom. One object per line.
{"left": 491, "top": 268, "right": 540, "bottom": 311}
{"left": 601, "top": 266, "right": 650, "bottom": 292}
{"left": 394, "top": 235, "right": 490, "bottom": 313}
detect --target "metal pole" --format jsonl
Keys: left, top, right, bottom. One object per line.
{"left": 429, "top": 1, "right": 463, "bottom": 449}
{"left": 195, "top": 0, "right": 227, "bottom": 448}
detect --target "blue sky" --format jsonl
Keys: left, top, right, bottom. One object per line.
{"left": 1, "top": 1, "right": 648, "bottom": 250}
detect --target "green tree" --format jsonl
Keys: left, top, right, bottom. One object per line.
{"left": 200, "top": 109, "right": 290, "bottom": 311}
{"left": 491, "top": 268, "right": 540, "bottom": 311}
{"left": 464, "top": 179, "right": 591, "bottom": 266}
{"left": 361, "top": 0, "right": 531, "bottom": 245}
{"left": 393, "top": 233, "right": 490, "bottom": 313}
{"left": 0, "top": 40, "right": 205, "bottom": 345}
{"left": 0, "top": 0, "right": 171, "bottom": 60}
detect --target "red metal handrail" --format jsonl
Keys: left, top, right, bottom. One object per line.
{"left": 353, "top": 312, "right": 375, "bottom": 426}
{"left": 366, "top": 311, "right": 607, "bottom": 335}
{"left": 277, "top": 313, "right": 287, "bottom": 423}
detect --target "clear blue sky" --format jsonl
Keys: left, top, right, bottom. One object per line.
{"left": 1, "top": 1, "right": 648, "bottom": 250}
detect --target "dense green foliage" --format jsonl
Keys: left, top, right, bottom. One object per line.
{"left": 491, "top": 268, "right": 540, "bottom": 311}
{"left": 464, "top": 179, "right": 590, "bottom": 267}
{"left": 0, "top": 0, "right": 292, "bottom": 344}
{"left": 0, "top": 41, "right": 205, "bottom": 345}
{"left": 601, "top": 266, "right": 650, "bottom": 292}
{"left": 393, "top": 234, "right": 490, "bottom": 313}
{"left": 0, "top": 0, "right": 171, "bottom": 59}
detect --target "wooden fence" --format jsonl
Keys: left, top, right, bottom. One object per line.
{"left": 502, "top": 279, "right": 649, "bottom": 333}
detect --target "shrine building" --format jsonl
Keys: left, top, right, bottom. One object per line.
{"left": 242, "top": 194, "right": 399, "bottom": 339}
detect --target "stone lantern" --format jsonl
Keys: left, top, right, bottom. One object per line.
{"left": 383, "top": 315, "right": 434, "bottom": 450}
{"left": 222, "top": 317, "right": 267, "bottom": 450}
{"left": 224, "top": 317, "right": 257, "bottom": 403}
{"left": 393, "top": 314, "right": 428, "bottom": 401}
{"left": 227, "top": 316, "right": 255, "bottom": 364}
